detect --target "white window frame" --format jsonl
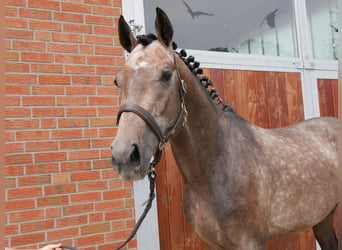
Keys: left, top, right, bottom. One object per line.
{"left": 121, "top": 0, "right": 338, "bottom": 249}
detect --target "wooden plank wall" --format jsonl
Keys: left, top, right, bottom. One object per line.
{"left": 155, "top": 70, "right": 337, "bottom": 250}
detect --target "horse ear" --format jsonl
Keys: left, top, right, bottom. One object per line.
{"left": 118, "top": 15, "right": 137, "bottom": 52}
{"left": 155, "top": 7, "right": 174, "bottom": 47}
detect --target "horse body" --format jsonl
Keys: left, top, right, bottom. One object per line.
{"left": 112, "top": 8, "right": 338, "bottom": 250}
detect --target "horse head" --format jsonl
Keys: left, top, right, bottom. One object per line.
{"left": 111, "top": 8, "right": 186, "bottom": 180}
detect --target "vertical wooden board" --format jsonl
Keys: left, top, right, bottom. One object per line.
{"left": 299, "top": 229, "right": 317, "bottom": 250}
{"left": 331, "top": 79, "right": 338, "bottom": 117}
{"left": 317, "top": 79, "right": 329, "bottom": 116}
{"left": 324, "top": 80, "right": 335, "bottom": 116}
{"left": 164, "top": 144, "right": 186, "bottom": 250}
{"left": 255, "top": 71, "right": 270, "bottom": 128}
{"left": 156, "top": 149, "right": 172, "bottom": 250}
{"left": 223, "top": 69, "right": 236, "bottom": 108}
{"left": 210, "top": 68, "right": 225, "bottom": 103}
{"left": 265, "top": 72, "right": 280, "bottom": 128}
{"left": 276, "top": 72, "right": 289, "bottom": 127}
{"left": 234, "top": 70, "right": 249, "bottom": 120}
{"left": 294, "top": 73, "right": 304, "bottom": 122}
{"left": 246, "top": 71, "right": 259, "bottom": 124}
{"left": 267, "top": 234, "right": 301, "bottom": 250}
{"left": 285, "top": 73, "right": 304, "bottom": 124}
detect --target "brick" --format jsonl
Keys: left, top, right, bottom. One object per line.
{"left": 51, "top": 129, "right": 82, "bottom": 139}
{"left": 68, "top": 149, "right": 99, "bottom": 160}
{"left": 22, "top": 96, "right": 55, "bottom": 106}
{"left": 12, "top": 40, "right": 46, "bottom": 51}
{"left": 74, "top": 234, "right": 104, "bottom": 247}
{"left": 81, "top": 222, "right": 110, "bottom": 236}
{"left": 94, "top": 159, "right": 113, "bottom": 170}
{"left": 46, "top": 227, "right": 79, "bottom": 241}
{"left": 92, "top": 6, "right": 121, "bottom": 16}
{"left": 63, "top": 23, "right": 92, "bottom": 34}
{"left": 21, "top": 52, "right": 53, "bottom": 62}
{"left": 20, "top": 219, "right": 55, "bottom": 233}
{"left": 104, "top": 209, "right": 132, "bottom": 221}
{"left": 65, "top": 65, "right": 95, "bottom": 75}
{"left": 25, "top": 141, "right": 58, "bottom": 152}
{"left": 37, "top": 195, "right": 69, "bottom": 207}
{"left": 91, "top": 138, "right": 112, "bottom": 148}
{"left": 99, "top": 127, "right": 116, "bottom": 137}
{"left": 6, "top": 6, "right": 18, "bottom": 16}
{"left": 46, "top": 207, "right": 62, "bottom": 218}
{"left": 79, "top": 44, "right": 94, "bottom": 54}
{"left": 78, "top": 180, "right": 107, "bottom": 192}
{"left": 44, "top": 183, "right": 76, "bottom": 195}
{"left": 52, "top": 32, "right": 83, "bottom": 43}
{"left": 5, "top": 62, "right": 30, "bottom": 72}
{"left": 5, "top": 119, "right": 39, "bottom": 129}
{"left": 58, "top": 118, "right": 89, "bottom": 128}
{"left": 6, "top": 0, "right": 26, "bottom": 7}
{"left": 56, "top": 214, "right": 88, "bottom": 227}
{"left": 7, "top": 187, "right": 42, "bottom": 199}
{"left": 16, "top": 130, "right": 49, "bottom": 141}
{"left": 6, "top": 178, "right": 17, "bottom": 188}
{"left": 32, "top": 85, "right": 64, "bottom": 95}
{"left": 106, "top": 229, "right": 134, "bottom": 242}
{"left": 84, "top": 128, "right": 99, "bottom": 138}
{"left": 21, "top": 157, "right": 49, "bottom": 170}
{"left": 84, "top": 34, "right": 113, "bottom": 45}
{"left": 63, "top": 203, "right": 94, "bottom": 216}
{"left": 39, "top": 75, "right": 71, "bottom": 85}
{"left": 95, "top": 45, "right": 122, "bottom": 55}
{"left": 94, "top": 200, "right": 124, "bottom": 211}
{"left": 5, "top": 85, "right": 30, "bottom": 95}
{"left": 5, "top": 96, "right": 21, "bottom": 106}
{"left": 88, "top": 96, "right": 116, "bottom": 106}
{"left": 5, "top": 153, "right": 33, "bottom": 165}
{"left": 55, "top": 54, "right": 86, "bottom": 64}
{"left": 97, "top": 86, "right": 119, "bottom": 95}
{"left": 87, "top": 55, "right": 114, "bottom": 65}
{"left": 47, "top": 43, "right": 78, "bottom": 53}
{"left": 100, "top": 148, "right": 111, "bottom": 158}
{"left": 5, "top": 224, "right": 19, "bottom": 235}
{"left": 98, "top": 107, "right": 119, "bottom": 116}
{"left": 89, "top": 212, "right": 103, "bottom": 223}
{"left": 34, "top": 151, "right": 67, "bottom": 162}
{"left": 18, "top": 174, "right": 51, "bottom": 186}
{"left": 5, "top": 17, "right": 27, "bottom": 28}
{"left": 11, "top": 232, "right": 45, "bottom": 245}
{"left": 5, "top": 51, "right": 19, "bottom": 61}
{"left": 28, "top": 0, "right": 60, "bottom": 10}
{"left": 70, "top": 171, "right": 101, "bottom": 182}
{"left": 40, "top": 118, "right": 57, "bottom": 128}
{"left": 5, "top": 107, "right": 31, "bottom": 117}
{"left": 84, "top": 0, "right": 111, "bottom": 5}
{"left": 25, "top": 163, "right": 59, "bottom": 174}
{"left": 96, "top": 66, "right": 119, "bottom": 75}
{"left": 19, "top": 8, "right": 52, "bottom": 19}
{"left": 59, "top": 139, "right": 90, "bottom": 150}
{"left": 5, "top": 165, "right": 25, "bottom": 175}
{"left": 34, "top": 30, "right": 51, "bottom": 41}
{"left": 70, "top": 191, "right": 101, "bottom": 203}
{"left": 5, "top": 199, "right": 35, "bottom": 210}
{"left": 31, "top": 63, "right": 63, "bottom": 73}
{"left": 85, "top": 15, "right": 113, "bottom": 25}
{"left": 60, "top": 161, "right": 91, "bottom": 172}
{"left": 52, "top": 173, "right": 69, "bottom": 184}
{"left": 66, "top": 107, "right": 97, "bottom": 117}
{"left": 57, "top": 96, "right": 87, "bottom": 106}
{"left": 5, "top": 74, "right": 36, "bottom": 84}
{"left": 103, "top": 189, "right": 131, "bottom": 200}
{"left": 90, "top": 118, "right": 115, "bottom": 127}
{"left": 61, "top": 2, "right": 91, "bottom": 13}
{"left": 29, "top": 19, "right": 61, "bottom": 31}
{"left": 54, "top": 12, "right": 83, "bottom": 23}
{"left": 5, "top": 29, "right": 33, "bottom": 39}
{"left": 72, "top": 76, "right": 101, "bottom": 85}
{"left": 94, "top": 26, "right": 117, "bottom": 36}
{"left": 32, "top": 107, "right": 65, "bottom": 117}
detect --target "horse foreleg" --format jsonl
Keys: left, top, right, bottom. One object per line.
{"left": 312, "top": 207, "right": 338, "bottom": 250}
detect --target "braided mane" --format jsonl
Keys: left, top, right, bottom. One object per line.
{"left": 135, "top": 35, "right": 233, "bottom": 112}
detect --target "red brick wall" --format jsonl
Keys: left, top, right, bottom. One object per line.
{"left": 5, "top": 0, "right": 137, "bottom": 249}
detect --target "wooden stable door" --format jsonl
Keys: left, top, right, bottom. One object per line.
{"left": 155, "top": 69, "right": 338, "bottom": 250}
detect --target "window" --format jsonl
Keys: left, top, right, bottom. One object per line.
{"left": 143, "top": 0, "right": 298, "bottom": 57}
{"left": 306, "top": 0, "right": 338, "bottom": 60}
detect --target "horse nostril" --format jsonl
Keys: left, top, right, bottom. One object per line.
{"left": 130, "top": 144, "right": 141, "bottom": 167}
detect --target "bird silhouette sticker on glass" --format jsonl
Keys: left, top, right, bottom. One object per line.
{"left": 182, "top": 0, "right": 214, "bottom": 19}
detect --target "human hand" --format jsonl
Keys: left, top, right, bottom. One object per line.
{"left": 39, "top": 243, "right": 63, "bottom": 250}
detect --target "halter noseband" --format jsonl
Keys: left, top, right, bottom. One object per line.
{"left": 116, "top": 53, "right": 187, "bottom": 160}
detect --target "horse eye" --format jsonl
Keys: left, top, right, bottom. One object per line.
{"left": 114, "top": 78, "right": 120, "bottom": 87}
{"left": 160, "top": 70, "right": 173, "bottom": 82}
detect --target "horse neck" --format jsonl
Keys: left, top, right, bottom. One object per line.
{"left": 170, "top": 57, "right": 232, "bottom": 181}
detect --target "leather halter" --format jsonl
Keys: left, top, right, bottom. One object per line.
{"left": 116, "top": 53, "right": 187, "bottom": 162}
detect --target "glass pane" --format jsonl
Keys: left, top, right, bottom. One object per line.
{"left": 306, "top": 0, "right": 338, "bottom": 60}
{"left": 143, "top": 0, "right": 298, "bottom": 57}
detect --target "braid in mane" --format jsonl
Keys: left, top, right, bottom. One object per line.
{"left": 172, "top": 42, "right": 233, "bottom": 113}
